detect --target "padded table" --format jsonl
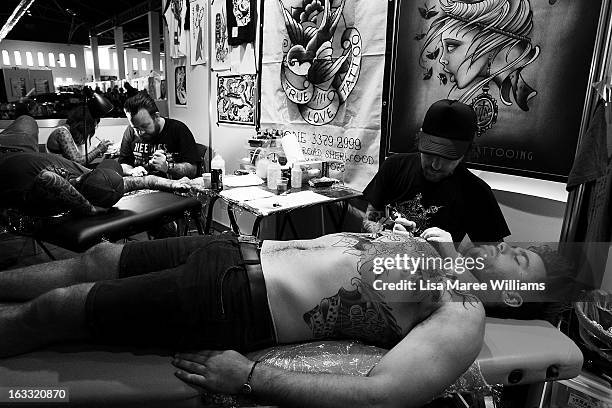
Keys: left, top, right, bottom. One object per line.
{"left": 26, "top": 191, "right": 203, "bottom": 253}
{"left": 0, "top": 318, "right": 583, "bottom": 407}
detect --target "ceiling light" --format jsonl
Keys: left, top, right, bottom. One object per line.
{"left": 0, "top": 0, "right": 37, "bottom": 42}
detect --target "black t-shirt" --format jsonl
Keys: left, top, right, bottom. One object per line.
{"left": 0, "top": 152, "right": 88, "bottom": 210}
{"left": 118, "top": 118, "right": 199, "bottom": 176}
{"left": 363, "top": 153, "right": 510, "bottom": 243}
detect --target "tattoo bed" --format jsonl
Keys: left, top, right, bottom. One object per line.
{"left": 3, "top": 191, "right": 204, "bottom": 256}
{"left": 0, "top": 318, "right": 582, "bottom": 407}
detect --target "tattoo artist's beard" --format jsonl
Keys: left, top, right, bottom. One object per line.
{"left": 423, "top": 169, "right": 447, "bottom": 182}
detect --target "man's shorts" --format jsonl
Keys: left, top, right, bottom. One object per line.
{"left": 85, "top": 234, "right": 276, "bottom": 352}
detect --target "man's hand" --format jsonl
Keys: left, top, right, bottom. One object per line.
{"left": 173, "top": 350, "right": 253, "bottom": 394}
{"left": 420, "top": 227, "right": 458, "bottom": 259}
{"left": 128, "top": 166, "right": 148, "bottom": 177}
{"left": 392, "top": 216, "right": 416, "bottom": 234}
{"left": 171, "top": 177, "right": 191, "bottom": 192}
{"left": 149, "top": 150, "right": 169, "bottom": 173}
{"left": 96, "top": 139, "right": 113, "bottom": 153}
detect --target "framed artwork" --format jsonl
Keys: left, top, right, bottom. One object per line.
{"left": 164, "top": 0, "right": 188, "bottom": 58}
{"left": 175, "top": 65, "right": 187, "bottom": 106}
{"left": 216, "top": 73, "right": 256, "bottom": 125}
{"left": 190, "top": 0, "right": 207, "bottom": 65}
{"left": 211, "top": 0, "right": 231, "bottom": 70}
{"left": 385, "top": 0, "right": 606, "bottom": 181}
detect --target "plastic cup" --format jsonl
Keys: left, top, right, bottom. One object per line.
{"left": 277, "top": 177, "right": 289, "bottom": 194}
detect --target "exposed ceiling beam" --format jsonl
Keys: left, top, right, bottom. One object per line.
{"left": 0, "top": 0, "right": 37, "bottom": 42}
{"left": 92, "top": 0, "right": 160, "bottom": 36}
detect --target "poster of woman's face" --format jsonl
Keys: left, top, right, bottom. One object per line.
{"left": 175, "top": 66, "right": 187, "bottom": 106}
{"left": 387, "top": 0, "right": 604, "bottom": 181}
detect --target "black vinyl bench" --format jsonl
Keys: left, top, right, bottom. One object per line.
{"left": 4, "top": 191, "right": 203, "bottom": 256}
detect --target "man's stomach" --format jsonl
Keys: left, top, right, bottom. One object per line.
{"left": 260, "top": 233, "right": 437, "bottom": 346}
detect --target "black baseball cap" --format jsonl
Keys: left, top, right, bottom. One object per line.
{"left": 78, "top": 161, "right": 124, "bottom": 208}
{"left": 417, "top": 99, "right": 477, "bottom": 160}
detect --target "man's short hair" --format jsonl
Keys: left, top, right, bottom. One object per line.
{"left": 124, "top": 91, "right": 158, "bottom": 117}
{"left": 486, "top": 246, "right": 576, "bottom": 324}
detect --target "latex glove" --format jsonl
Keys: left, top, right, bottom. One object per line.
{"left": 149, "top": 150, "right": 169, "bottom": 173}
{"left": 392, "top": 216, "right": 416, "bottom": 233}
{"left": 173, "top": 350, "right": 253, "bottom": 394}
{"left": 420, "top": 227, "right": 458, "bottom": 259}
{"left": 129, "top": 166, "right": 148, "bottom": 177}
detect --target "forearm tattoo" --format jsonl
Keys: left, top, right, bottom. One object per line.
{"left": 56, "top": 128, "right": 100, "bottom": 164}
{"left": 366, "top": 209, "right": 385, "bottom": 222}
{"left": 168, "top": 162, "right": 197, "bottom": 178}
{"left": 32, "top": 170, "right": 93, "bottom": 214}
{"left": 123, "top": 175, "right": 175, "bottom": 192}
{"left": 362, "top": 207, "right": 385, "bottom": 233}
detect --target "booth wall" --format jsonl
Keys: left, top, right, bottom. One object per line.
{"left": 163, "top": 0, "right": 259, "bottom": 234}
{"left": 155, "top": 0, "right": 568, "bottom": 242}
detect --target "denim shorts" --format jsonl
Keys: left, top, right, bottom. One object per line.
{"left": 85, "top": 234, "right": 276, "bottom": 351}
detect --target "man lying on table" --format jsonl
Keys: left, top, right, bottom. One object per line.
{"left": 0, "top": 229, "right": 572, "bottom": 407}
{"left": 0, "top": 151, "right": 190, "bottom": 216}
{"left": 0, "top": 115, "right": 190, "bottom": 216}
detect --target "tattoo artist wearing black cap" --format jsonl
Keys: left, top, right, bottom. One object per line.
{"left": 362, "top": 99, "right": 510, "bottom": 244}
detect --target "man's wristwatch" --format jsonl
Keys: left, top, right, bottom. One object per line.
{"left": 241, "top": 361, "right": 259, "bottom": 394}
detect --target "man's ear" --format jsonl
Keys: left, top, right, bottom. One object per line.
{"left": 501, "top": 290, "right": 523, "bottom": 308}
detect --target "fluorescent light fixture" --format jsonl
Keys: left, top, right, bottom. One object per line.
{"left": 0, "top": 0, "right": 37, "bottom": 42}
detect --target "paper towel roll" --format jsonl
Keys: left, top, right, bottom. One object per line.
{"left": 281, "top": 134, "right": 305, "bottom": 164}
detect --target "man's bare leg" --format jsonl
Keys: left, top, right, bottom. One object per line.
{"left": 0, "top": 283, "right": 93, "bottom": 357}
{"left": 0, "top": 242, "right": 123, "bottom": 301}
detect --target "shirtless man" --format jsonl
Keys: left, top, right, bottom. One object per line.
{"left": 0, "top": 230, "right": 559, "bottom": 407}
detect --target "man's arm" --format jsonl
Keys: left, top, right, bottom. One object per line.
{"left": 148, "top": 150, "right": 198, "bottom": 178}
{"left": 173, "top": 301, "right": 485, "bottom": 408}
{"left": 30, "top": 167, "right": 96, "bottom": 215}
{"left": 169, "top": 161, "right": 198, "bottom": 178}
{"left": 123, "top": 175, "right": 190, "bottom": 193}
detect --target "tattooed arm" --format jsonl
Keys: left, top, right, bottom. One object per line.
{"left": 362, "top": 203, "right": 387, "bottom": 233}
{"left": 173, "top": 301, "right": 485, "bottom": 408}
{"left": 53, "top": 127, "right": 108, "bottom": 164}
{"left": 148, "top": 150, "right": 198, "bottom": 178}
{"left": 123, "top": 175, "right": 190, "bottom": 193}
{"left": 30, "top": 167, "right": 96, "bottom": 215}
{"left": 169, "top": 161, "right": 198, "bottom": 178}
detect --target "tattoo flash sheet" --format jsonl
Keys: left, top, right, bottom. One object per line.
{"left": 216, "top": 74, "right": 256, "bottom": 125}
{"left": 211, "top": 0, "right": 231, "bottom": 70}
{"left": 175, "top": 65, "right": 187, "bottom": 106}
{"left": 190, "top": 0, "right": 208, "bottom": 66}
